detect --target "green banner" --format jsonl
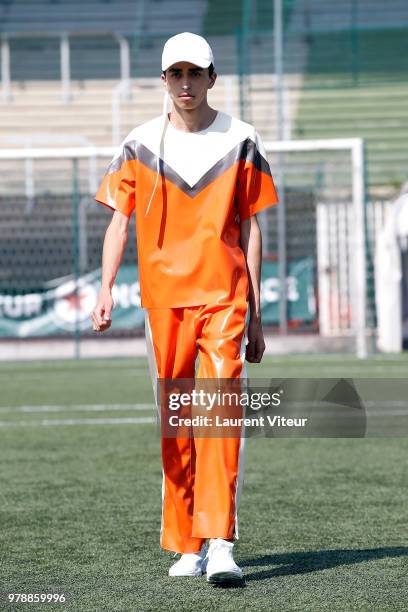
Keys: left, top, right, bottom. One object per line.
{"left": 261, "top": 258, "right": 316, "bottom": 323}
{"left": 0, "top": 259, "right": 315, "bottom": 338}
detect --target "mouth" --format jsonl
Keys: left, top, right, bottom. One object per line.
{"left": 179, "top": 94, "right": 194, "bottom": 99}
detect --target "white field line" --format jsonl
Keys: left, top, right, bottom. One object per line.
{"left": 0, "top": 401, "right": 407, "bottom": 416}
{"left": 0, "top": 416, "right": 157, "bottom": 428}
{"left": 0, "top": 404, "right": 156, "bottom": 414}
{"left": 257, "top": 367, "right": 408, "bottom": 375}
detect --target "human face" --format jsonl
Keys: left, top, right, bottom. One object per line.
{"left": 161, "top": 61, "right": 216, "bottom": 110}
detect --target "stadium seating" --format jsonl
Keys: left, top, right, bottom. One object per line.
{"left": 288, "top": 0, "right": 408, "bottom": 31}
{"left": 292, "top": 24, "right": 408, "bottom": 189}
{"left": 0, "top": 0, "right": 206, "bottom": 34}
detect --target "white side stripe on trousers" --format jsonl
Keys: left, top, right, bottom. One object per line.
{"left": 234, "top": 322, "right": 248, "bottom": 541}
{"left": 144, "top": 311, "right": 166, "bottom": 546}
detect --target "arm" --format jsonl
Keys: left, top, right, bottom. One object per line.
{"left": 91, "top": 210, "right": 130, "bottom": 333}
{"left": 240, "top": 214, "right": 266, "bottom": 363}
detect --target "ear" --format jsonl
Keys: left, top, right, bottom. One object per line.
{"left": 161, "top": 73, "right": 169, "bottom": 91}
{"left": 208, "top": 72, "right": 217, "bottom": 89}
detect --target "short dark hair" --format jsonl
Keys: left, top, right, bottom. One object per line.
{"left": 162, "top": 63, "right": 215, "bottom": 77}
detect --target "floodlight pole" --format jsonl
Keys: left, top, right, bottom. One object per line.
{"left": 274, "top": 0, "right": 287, "bottom": 334}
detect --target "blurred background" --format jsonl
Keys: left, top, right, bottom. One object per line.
{"left": 1, "top": 0, "right": 408, "bottom": 359}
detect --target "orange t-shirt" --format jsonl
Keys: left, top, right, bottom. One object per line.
{"left": 95, "top": 111, "right": 279, "bottom": 309}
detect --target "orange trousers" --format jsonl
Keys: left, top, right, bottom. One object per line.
{"left": 144, "top": 300, "right": 248, "bottom": 553}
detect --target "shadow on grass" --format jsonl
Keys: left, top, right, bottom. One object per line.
{"left": 241, "top": 547, "right": 408, "bottom": 581}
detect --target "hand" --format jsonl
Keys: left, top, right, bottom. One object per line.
{"left": 91, "top": 288, "right": 114, "bottom": 333}
{"left": 245, "top": 317, "right": 265, "bottom": 363}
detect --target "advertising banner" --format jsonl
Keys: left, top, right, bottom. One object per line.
{"left": 0, "top": 259, "right": 315, "bottom": 338}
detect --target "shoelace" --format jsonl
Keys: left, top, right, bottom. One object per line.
{"left": 209, "top": 539, "right": 233, "bottom": 554}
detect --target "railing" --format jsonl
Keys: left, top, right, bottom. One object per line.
{"left": 111, "top": 79, "right": 133, "bottom": 147}
{"left": 1, "top": 31, "right": 132, "bottom": 102}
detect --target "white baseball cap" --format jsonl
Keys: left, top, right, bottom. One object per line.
{"left": 162, "top": 32, "right": 214, "bottom": 71}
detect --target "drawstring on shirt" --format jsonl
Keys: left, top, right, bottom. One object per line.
{"left": 145, "top": 91, "right": 170, "bottom": 216}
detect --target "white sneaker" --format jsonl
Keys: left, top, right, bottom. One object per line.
{"left": 168, "top": 544, "right": 207, "bottom": 577}
{"left": 205, "top": 538, "right": 244, "bottom": 583}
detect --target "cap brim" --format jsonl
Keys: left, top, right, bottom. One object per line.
{"left": 162, "top": 56, "right": 212, "bottom": 71}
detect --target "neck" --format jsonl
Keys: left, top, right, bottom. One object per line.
{"left": 168, "top": 101, "right": 218, "bottom": 133}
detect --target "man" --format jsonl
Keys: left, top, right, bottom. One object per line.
{"left": 92, "top": 32, "right": 279, "bottom": 583}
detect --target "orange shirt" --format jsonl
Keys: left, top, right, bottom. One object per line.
{"left": 95, "top": 111, "right": 279, "bottom": 308}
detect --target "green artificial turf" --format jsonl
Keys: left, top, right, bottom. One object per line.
{"left": 1, "top": 355, "right": 407, "bottom": 611}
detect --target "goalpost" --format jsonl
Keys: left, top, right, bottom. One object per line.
{"left": 263, "top": 138, "right": 367, "bottom": 358}
{"left": 0, "top": 138, "right": 368, "bottom": 358}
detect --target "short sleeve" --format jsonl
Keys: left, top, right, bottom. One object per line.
{"left": 95, "top": 139, "right": 136, "bottom": 218}
{"left": 236, "top": 130, "right": 279, "bottom": 222}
